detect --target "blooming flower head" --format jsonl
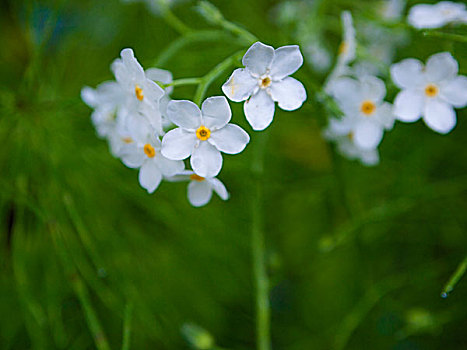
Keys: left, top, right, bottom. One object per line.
{"left": 222, "top": 41, "right": 306, "bottom": 131}
{"left": 328, "top": 76, "right": 395, "bottom": 149}
{"left": 111, "top": 48, "right": 165, "bottom": 135}
{"left": 408, "top": 1, "right": 467, "bottom": 29}
{"left": 161, "top": 96, "right": 250, "bottom": 177}
{"left": 324, "top": 116, "right": 379, "bottom": 166}
{"left": 167, "top": 170, "right": 229, "bottom": 207}
{"left": 391, "top": 52, "right": 467, "bottom": 134}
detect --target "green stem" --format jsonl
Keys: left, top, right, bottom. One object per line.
{"left": 122, "top": 302, "right": 134, "bottom": 350}
{"left": 159, "top": 1, "right": 191, "bottom": 35}
{"left": 422, "top": 31, "right": 467, "bottom": 43}
{"left": 441, "top": 255, "right": 467, "bottom": 297}
{"left": 163, "top": 77, "right": 203, "bottom": 88}
{"left": 251, "top": 132, "right": 271, "bottom": 350}
{"left": 218, "top": 19, "right": 258, "bottom": 45}
{"left": 193, "top": 50, "right": 244, "bottom": 105}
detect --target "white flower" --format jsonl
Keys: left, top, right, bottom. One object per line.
{"left": 391, "top": 52, "right": 467, "bottom": 134}
{"left": 111, "top": 48, "right": 165, "bottom": 135}
{"left": 379, "top": 0, "right": 406, "bottom": 21}
{"left": 118, "top": 120, "right": 184, "bottom": 193}
{"left": 324, "top": 116, "right": 379, "bottom": 166}
{"left": 167, "top": 170, "right": 229, "bottom": 207}
{"left": 145, "top": 67, "right": 174, "bottom": 129}
{"left": 161, "top": 96, "right": 250, "bottom": 178}
{"left": 408, "top": 1, "right": 467, "bottom": 29}
{"left": 328, "top": 76, "right": 395, "bottom": 149}
{"left": 222, "top": 41, "right": 306, "bottom": 131}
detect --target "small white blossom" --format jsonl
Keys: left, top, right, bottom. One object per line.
{"left": 167, "top": 171, "right": 229, "bottom": 207}
{"left": 111, "top": 48, "right": 165, "bottom": 136}
{"left": 145, "top": 67, "right": 174, "bottom": 129}
{"left": 328, "top": 76, "right": 395, "bottom": 149}
{"left": 391, "top": 52, "right": 467, "bottom": 134}
{"left": 161, "top": 96, "right": 250, "bottom": 178}
{"left": 222, "top": 41, "right": 306, "bottom": 131}
{"left": 408, "top": 1, "right": 467, "bottom": 29}
{"left": 324, "top": 116, "right": 380, "bottom": 166}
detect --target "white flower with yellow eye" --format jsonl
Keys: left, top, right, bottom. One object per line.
{"left": 408, "top": 1, "right": 467, "bottom": 29}
{"left": 167, "top": 171, "right": 229, "bottom": 207}
{"left": 111, "top": 48, "right": 165, "bottom": 135}
{"left": 323, "top": 116, "right": 380, "bottom": 166}
{"left": 118, "top": 120, "right": 184, "bottom": 193}
{"left": 222, "top": 41, "right": 306, "bottom": 131}
{"left": 391, "top": 52, "right": 467, "bottom": 134}
{"left": 161, "top": 96, "right": 250, "bottom": 178}
{"left": 329, "top": 76, "right": 395, "bottom": 150}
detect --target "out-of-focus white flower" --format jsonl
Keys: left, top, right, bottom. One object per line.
{"left": 146, "top": 67, "right": 174, "bottom": 129}
{"left": 328, "top": 76, "right": 395, "bottom": 149}
{"left": 81, "top": 81, "right": 124, "bottom": 138}
{"left": 111, "top": 48, "right": 165, "bottom": 135}
{"left": 167, "top": 170, "right": 229, "bottom": 207}
{"left": 408, "top": 1, "right": 467, "bottom": 29}
{"left": 161, "top": 96, "right": 250, "bottom": 178}
{"left": 379, "top": 0, "right": 406, "bottom": 21}
{"left": 391, "top": 52, "right": 467, "bottom": 134}
{"left": 325, "top": 11, "right": 356, "bottom": 93}
{"left": 222, "top": 41, "right": 306, "bottom": 131}
{"left": 323, "top": 116, "right": 380, "bottom": 166}
{"left": 118, "top": 119, "right": 184, "bottom": 193}
{"left": 303, "top": 41, "right": 332, "bottom": 73}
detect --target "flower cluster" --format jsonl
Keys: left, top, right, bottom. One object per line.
{"left": 83, "top": 42, "right": 306, "bottom": 206}
{"left": 408, "top": 1, "right": 467, "bottom": 29}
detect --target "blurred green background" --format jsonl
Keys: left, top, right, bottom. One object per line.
{"left": 1, "top": 0, "right": 467, "bottom": 349}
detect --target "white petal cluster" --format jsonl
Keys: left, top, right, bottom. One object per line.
{"left": 325, "top": 76, "right": 395, "bottom": 166}
{"left": 408, "top": 1, "right": 467, "bottom": 29}
{"left": 391, "top": 52, "right": 467, "bottom": 134}
{"left": 161, "top": 97, "right": 250, "bottom": 178}
{"left": 222, "top": 41, "right": 307, "bottom": 131}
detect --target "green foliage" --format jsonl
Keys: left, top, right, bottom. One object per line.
{"left": 0, "top": 0, "right": 467, "bottom": 349}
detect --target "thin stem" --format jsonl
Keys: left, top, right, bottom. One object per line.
{"left": 162, "top": 77, "right": 203, "bottom": 88}
{"left": 218, "top": 19, "right": 258, "bottom": 45}
{"left": 193, "top": 50, "right": 245, "bottom": 105}
{"left": 422, "top": 31, "right": 467, "bottom": 43}
{"left": 441, "top": 255, "right": 467, "bottom": 297}
{"left": 159, "top": 1, "right": 191, "bottom": 35}
{"left": 122, "top": 302, "right": 134, "bottom": 350}
{"left": 251, "top": 132, "right": 271, "bottom": 350}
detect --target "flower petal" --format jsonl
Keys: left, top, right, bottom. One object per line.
{"left": 187, "top": 180, "right": 212, "bottom": 207}
{"left": 270, "top": 77, "right": 307, "bottom": 111}
{"left": 244, "top": 90, "right": 275, "bottom": 131}
{"left": 120, "top": 146, "right": 146, "bottom": 168}
{"left": 120, "top": 48, "right": 145, "bottom": 82}
{"left": 208, "top": 178, "right": 229, "bottom": 201}
{"left": 201, "top": 96, "right": 232, "bottom": 129}
{"left": 327, "top": 77, "right": 361, "bottom": 111}
{"left": 208, "top": 124, "right": 250, "bottom": 154}
{"left": 425, "top": 52, "right": 458, "bottom": 83}
{"left": 242, "top": 42, "right": 275, "bottom": 77}
{"left": 408, "top": 4, "right": 446, "bottom": 29}
{"left": 161, "top": 128, "right": 197, "bottom": 160}
{"left": 360, "top": 76, "right": 386, "bottom": 103}
{"left": 154, "top": 155, "right": 185, "bottom": 177}
{"left": 190, "top": 141, "right": 223, "bottom": 178}
{"left": 354, "top": 120, "right": 384, "bottom": 150}
{"left": 138, "top": 161, "right": 162, "bottom": 193}
{"left": 222, "top": 68, "right": 257, "bottom": 102}
{"left": 423, "top": 100, "right": 457, "bottom": 134}
{"left": 393, "top": 90, "right": 424, "bottom": 122}
{"left": 390, "top": 58, "right": 424, "bottom": 89}
{"left": 270, "top": 45, "right": 304, "bottom": 80}
{"left": 440, "top": 75, "right": 467, "bottom": 108}
{"left": 166, "top": 100, "right": 202, "bottom": 130}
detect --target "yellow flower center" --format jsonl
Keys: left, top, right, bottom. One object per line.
{"left": 122, "top": 137, "right": 133, "bottom": 144}
{"left": 338, "top": 42, "right": 348, "bottom": 55}
{"left": 360, "top": 100, "right": 376, "bottom": 116}
{"left": 347, "top": 132, "right": 354, "bottom": 141}
{"left": 425, "top": 84, "right": 438, "bottom": 97}
{"left": 260, "top": 77, "right": 271, "bottom": 88}
{"left": 196, "top": 126, "right": 211, "bottom": 141}
{"left": 135, "top": 85, "right": 144, "bottom": 101}
{"left": 143, "top": 143, "right": 156, "bottom": 158}
{"left": 190, "top": 174, "right": 205, "bottom": 182}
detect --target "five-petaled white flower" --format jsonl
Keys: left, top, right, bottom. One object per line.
{"left": 391, "top": 52, "right": 467, "bottom": 134}
{"left": 161, "top": 96, "right": 250, "bottom": 177}
{"left": 222, "top": 41, "right": 306, "bottom": 131}
{"left": 167, "top": 170, "right": 229, "bottom": 207}
{"left": 118, "top": 120, "right": 185, "bottom": 193}
{"left": 408, "top": 1, "right": 467, "bottom": 29}
{"left": 111, "top": 48, "right": 165, "bottom": 135}
{"left": 329, "top": 76, "right": 395, "bottom": 149}
{"left": 323, "top": 116, "right": 380, "bottom": 166}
